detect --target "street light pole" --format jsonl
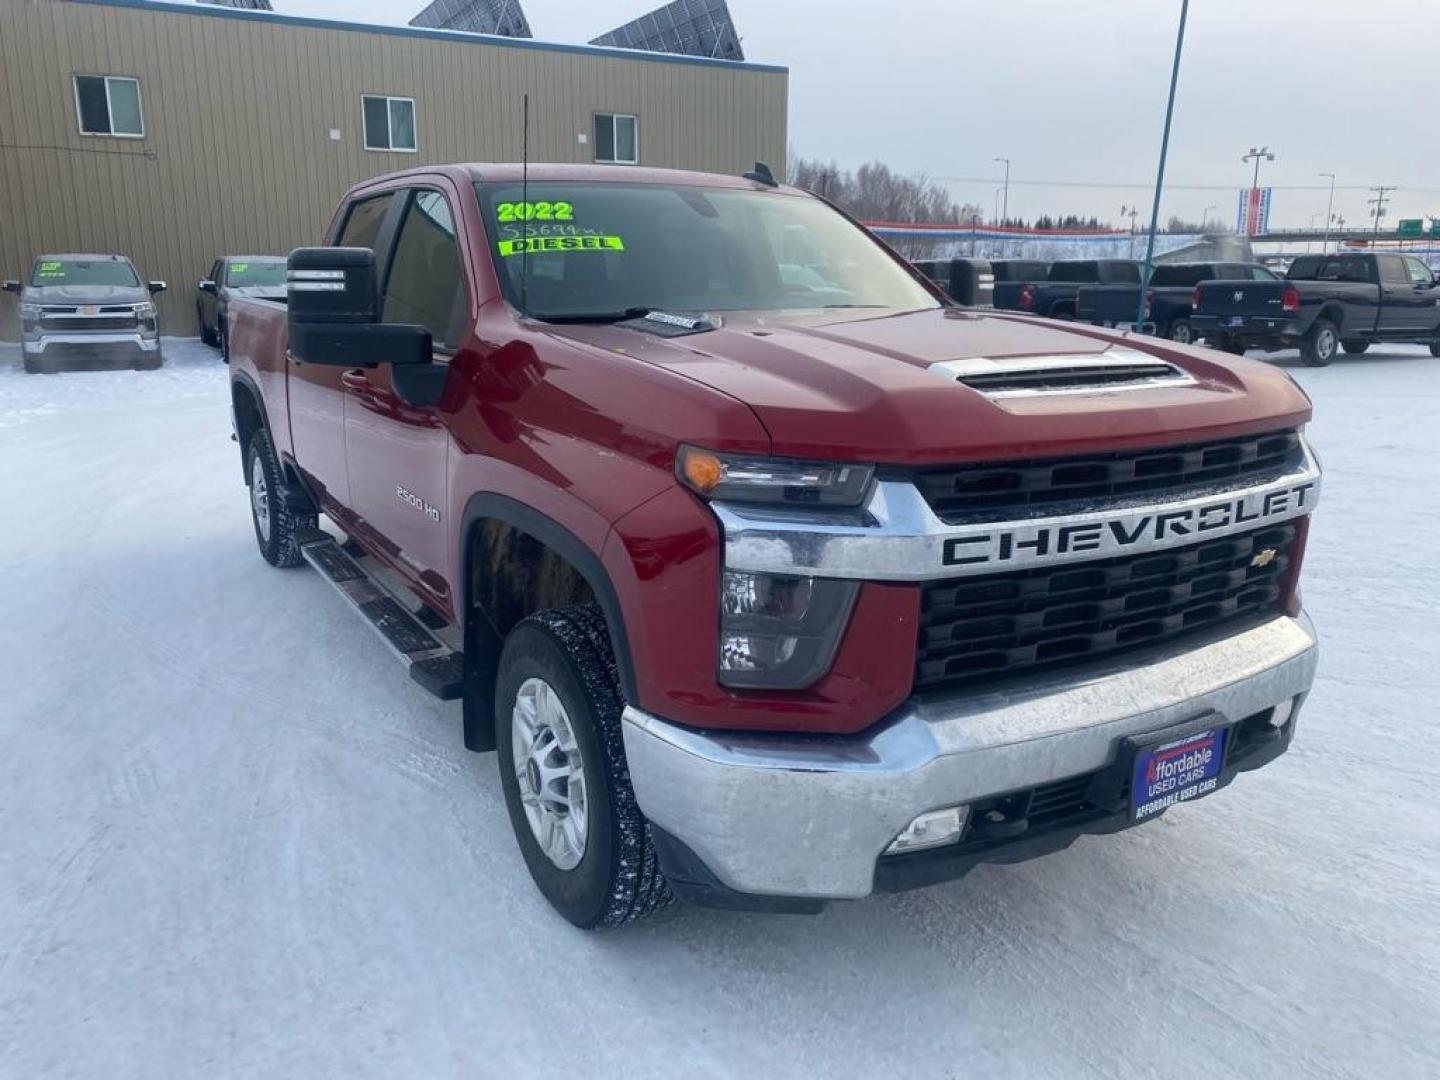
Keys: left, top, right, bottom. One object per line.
{"left": 993, "top": 157, "right": 1010, "bottom": 226}
{"left": 1201, "top": 204, "right": 1217, "bottom": 233}
{"left": 1319, "top": 171, "right": 1336, "bottom": 253}
{"left": 1135, "top": 0, "right": 1190, "bottom": 331}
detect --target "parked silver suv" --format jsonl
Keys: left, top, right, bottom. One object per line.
{"left": 4, "top": 254, "right": 166, "bottom": 374}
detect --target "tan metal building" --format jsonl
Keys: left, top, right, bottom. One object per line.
{"left": 0, "top": 0, "right": 789, "bottom": 338}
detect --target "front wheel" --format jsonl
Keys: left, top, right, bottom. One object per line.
{"left": 1341, "top": 339, "right": 1370, "bottom": 355}
{"left": 246, "top": 427, "right": 314, "bottom": 567}
{"left": 1301, "top": 319, "right": 1339, "bottom": 367}
{"left": 1166, "top": 319, "right": 1195, "bottom": 345}
{"left": 1429, "top": 342, "right": 1440, "bottom": 358}
{"left": 496, "top": 606, "right": 670, "bottom": 929}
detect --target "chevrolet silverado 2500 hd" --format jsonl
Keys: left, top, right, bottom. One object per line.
{"left": 226, "top": 164, "right": 1321, "bottom": 928}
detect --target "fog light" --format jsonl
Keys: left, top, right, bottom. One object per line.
{"left": 885, "top": 806, "right": 969, "bottom": 854}
{"left": 1270, "top": 697, "right": 1297, "bottom": 728}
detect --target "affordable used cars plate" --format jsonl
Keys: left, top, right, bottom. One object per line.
{"left": 1224, "top": 315, "right": 1246, "bottom": 327}
{"left": 1131, "top": 727, "right": 1227, "bottom": 821}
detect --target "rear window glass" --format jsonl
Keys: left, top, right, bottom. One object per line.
{"left": 1048, "top": 262, "right": 1099, "bottom": 283}
{"left": 30, "top": 259, "right": 139, "bottom": 286}
{"left": 1150, "top": 265, "right": 1210, "bottom": 287}
{"left": 226, "top": 260, "right": 286, "bottom": 286}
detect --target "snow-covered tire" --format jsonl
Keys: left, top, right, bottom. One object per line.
{"left": 1301, "top": 319, "right": 1338, "bottom": 367}
{"left": 495, "top": 606, "right": 671, "bottom": 929}
{"left": 1166, "top": 319, "right": 1194, "bottom": 344}
{"left": 197, "top": 305, "right": 216, "bottom": 346}
{"left": 1341, "top": 339, "right": 1369, "bottom": 355}
{"left": 245, "top": 427, "right": 313, "bottom": 568}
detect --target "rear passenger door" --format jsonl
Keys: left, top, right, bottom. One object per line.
{"left": 341, "top": 185, "right": 470, "bottom": 606}
{"left": 289, "top": 191, "right": 399, "bottom": 512}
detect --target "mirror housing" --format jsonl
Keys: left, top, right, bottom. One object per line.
{"left": 199, "top": 279, "right": 217, "bottom": 294}
{"left": 147, "top": 281, "right": 167, "bottom": 294}
{"left": 2, "top": 280, "right": 21, "bottom": 294}
{"left": 286, "top": 246, "right": 436, "bottom": 389}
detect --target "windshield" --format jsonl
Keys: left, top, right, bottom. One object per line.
{"left": 226, "top": 260, "right": 286, "bottom": 287}
{"left": 30, "top": 258, "right": 139, "bottom": 287}
{"left": 477, "top": 181, "right": 939, "bottom": 320}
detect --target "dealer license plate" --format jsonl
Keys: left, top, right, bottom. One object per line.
{"left": 1224, "top": 315, "right": 1246, "bottom": 328}
{"left": 1131, "top": 727, "right": 1227, "bottom": 821}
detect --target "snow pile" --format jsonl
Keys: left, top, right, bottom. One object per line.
{"left": 0, "top": 338, "right": 1436, "bottom": 1078}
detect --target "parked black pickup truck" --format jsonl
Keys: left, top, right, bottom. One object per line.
{"left": 1077, "top": 262, "right": 1278, "bottom": 344}
{"left": 993, "top": 259, "right": 1140, "bottom": 319}
{"left": 1190, "top": 251, "right": 1440, "bottom": 365}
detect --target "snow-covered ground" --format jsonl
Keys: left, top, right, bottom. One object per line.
{"left": 1, "top": 338, "right": 1436, "bottom": 1079}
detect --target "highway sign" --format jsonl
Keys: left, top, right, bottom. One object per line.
{"left": 1397, "top": 218, "right": 1424, "bottom": 239}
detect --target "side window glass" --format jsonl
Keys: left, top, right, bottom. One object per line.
{"left": 381, "top": 190, "right": 467, "bottom": 350}
{"left": 336, "top": 195, "right": 391, "bottom": 251}
{"left": 1251, "top": 266, "right": 1276, "bottom": 281}
{"left": 1403, "top": 257, "right": 1433, "bottom": 285}
{"left": 1379, "top": 256, "right": 1408, "bottom": 284}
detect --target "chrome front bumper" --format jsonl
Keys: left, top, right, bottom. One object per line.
{"left": 24, "top": 332, "right": 158, "bottom": 354}
{"left": 622, "top": 613, "right": 1318, "bottom": 901}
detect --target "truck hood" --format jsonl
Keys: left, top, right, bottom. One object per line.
{"left": 224, "top": 285, "right": 287, "bottom": 301}
{"left": 22, "top": 283, "right": 150, "bottom": 305}
{"left": 546, "top": 307, "right": 1312, "bottom": 463}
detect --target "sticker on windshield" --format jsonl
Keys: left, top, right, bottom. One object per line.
{"left": 497, "top": 235, "right": 624, "bottom": 257}
{"left": 36, "top": 260, "right": 65, "bottom": 278}
{"left": 497, "top": 201, "right": 575, "bottom": 223}
{"left": 230, "top": 262, "right": 249, "bottom": 273}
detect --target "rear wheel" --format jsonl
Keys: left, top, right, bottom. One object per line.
{"left": 246, "top": 427, "right": 313, "bottom": 568}
{"left": 1166, "top": 319, "right": 1195, "bottom": 345}
{"left": 1301, "top": 319, "right": 1339, "bottom": 367}
{"left": 496, "top": 606, "right": 670, "bottom": 929}
{"left": 1341, "top": 339, "right": 1369, "bottom": 355}
{"left": 197, "top": 305, "right": 216, "bottom": 346}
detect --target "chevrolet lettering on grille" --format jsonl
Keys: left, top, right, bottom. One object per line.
{"left": 942, "top": 479, "right": 1318, "bottom": 568}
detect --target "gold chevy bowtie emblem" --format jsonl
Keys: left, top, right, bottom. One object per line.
{"left": 1250, "top": 547, "right": 1277, "bottom": 568}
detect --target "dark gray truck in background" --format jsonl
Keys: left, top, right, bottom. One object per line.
{"left": 1190, "top": 251, "right": 1440, "bottom": 365}
{"left": 993, "top": 259, "right": 1140, "bottom": 319}
{"left": 1077, "top": 262, "right": 1278, "bottom": 344}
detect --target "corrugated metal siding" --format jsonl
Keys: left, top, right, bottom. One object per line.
{"left": 0, "top": 0, "right": 788, "bottom": 338}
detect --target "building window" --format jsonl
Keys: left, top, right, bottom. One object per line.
{"left": 594, "top": 113, "right": 638, "bottom": 165}
{"left": 362, "top": 95, "right": 416, "bottom": 152}
{"left": 73, "top": 75, "right": 144, "bottom": 137}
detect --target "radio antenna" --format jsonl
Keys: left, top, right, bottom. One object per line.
{"left": 520, "top": 92, "right": 530, "bottom": 319}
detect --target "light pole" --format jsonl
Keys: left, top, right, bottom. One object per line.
{"left": 1242, "top": 146, "right": 1275, "bottom": 192}
{"left": 1319, "top": 171, "right": 1336, "bottom": 253}
{"left": 993, "top": 157, "right": 1010, "bottom": 226}
{"left": 1134, "top": 0, "right": 1190, "bottom": 329}
{"left": 1201, "top": 204, "right": 1217, "bottom": 232}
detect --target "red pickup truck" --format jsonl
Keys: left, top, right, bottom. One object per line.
{"left": 228, "top": 163, "right": 1322, "bottom": 928}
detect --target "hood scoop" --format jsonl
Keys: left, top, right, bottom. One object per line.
{"left": 929, "top": 347, "right": 1193, "bottom": 398}
{"left": 614, "top": 310, "right": 717, "bottom": 338}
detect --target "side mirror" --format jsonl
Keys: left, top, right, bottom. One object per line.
{"left": 2, "top": 280, "right": 20, "bottom": 294}
{"left": 286, "top": 247, "right": 439, "bottom": 402}
{"left": 199, "top": 279, "right": 217, "bottom": 294}
{"left": 148, "top": 281, "right": 167, "bottom": 294}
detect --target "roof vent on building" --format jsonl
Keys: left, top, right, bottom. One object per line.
{"left": 928, "top": 348, "right": 1195, "bottom": 398}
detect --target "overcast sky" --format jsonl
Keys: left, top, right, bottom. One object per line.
{"left": 212, "top": 0, "right": 1440, "bottom": 229}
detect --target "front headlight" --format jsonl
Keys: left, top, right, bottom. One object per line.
{"left": 716, "top": 570, "right": 858, "bottom": 689}
{"left": 19, "top": 302, "right": 41, "bottom": 318}
{"left": 135, "top": 302, "right": 156, "bottom": 317}
{"left": 677, "top": 445, "right": 874, "bottom": 507}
